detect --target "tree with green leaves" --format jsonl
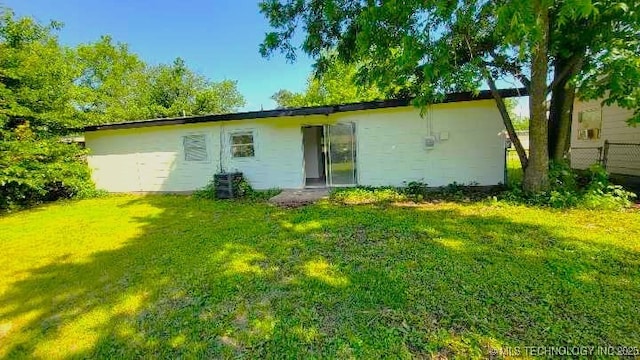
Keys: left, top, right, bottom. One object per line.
{"left": 505, "top": 99, "right": 529, "bottom": 131}
{"left": 0, "top": 11, "right": 81, "bottom": 136}
{"left": 142, "top": 58, "right": 245, "bottom": 119}
{"left": 0, "top": 8, "right": 247, "bottom": 209}
{"left": 271, "top": 61, "right": 384, "bottom": 108}
{"left": 260, "top": 0, "right": 640, "bottom": 192}
{"left": 0, "top": 9, "right": 92, "bottom": 209}
{"left": 546, "top": 1, "right": 640, "bottom": 161}
{"left": 76, "top": 41, "right": 246, "bottom": 123}
{"left": 75, "top": 36, "right": 149, "bottom": 123}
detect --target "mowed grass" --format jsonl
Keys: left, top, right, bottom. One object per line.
{"left": 1, "top": 196, "right": 639, "bottom": 358}
{"left": 506, "top": 149, "right": 524, "bottom": 186}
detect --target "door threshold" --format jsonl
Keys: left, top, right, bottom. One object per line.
{"left": 304, "top": 185, "right": 358, "bottom": 189}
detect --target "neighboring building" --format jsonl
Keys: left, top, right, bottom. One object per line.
{"left": 515, "top": 130, "right": 529, "bottom": 150}
{"left": 571, "top": 99, "right": 640, "bottom": 178}
{"left": 60, "top": 135, "right": 86, "bottom": 148}
{"left": 84, "top": 89, "right": 522, "bottom": 193}
{"left": 506, "top": 130, "right": 529, "bottom": 150}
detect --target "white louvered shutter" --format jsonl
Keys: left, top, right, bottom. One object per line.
{"left": 183, "top": 135, "right": 208, "bottom": 161}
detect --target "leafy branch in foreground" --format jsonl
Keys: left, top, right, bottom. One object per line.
{"left": 260, "top": 0, "right": 640, "bottom": 193}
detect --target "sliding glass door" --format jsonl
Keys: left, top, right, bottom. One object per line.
{"left": 326, "top": 123, "right": 356, "bottom": 186}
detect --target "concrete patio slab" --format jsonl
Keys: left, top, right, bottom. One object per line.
{"left": 268, "top": 188, "right": 329, "bottom": 207}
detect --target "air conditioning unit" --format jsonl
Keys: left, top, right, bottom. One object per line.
{"left": 214, "top": 172, "right": 244, "bottom": 199}
{"left": 424, "top": 136, "right": 436, "bottom": 149}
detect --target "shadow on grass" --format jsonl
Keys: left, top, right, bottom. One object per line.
{"left": 0, "top": 196, "right": 639, "bottom": 358}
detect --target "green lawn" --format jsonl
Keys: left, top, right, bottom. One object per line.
{"left": 1, "top": 196, "right": 639, "bottom": 358}
{"left": 506, "top": 149, "right": 524, "bottom": 186}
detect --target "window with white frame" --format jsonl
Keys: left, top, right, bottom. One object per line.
{"left": 183, "top": 134, "right": 208, "bottom": 161}
{"left": 230, "top": 131, "right": 255, "bottom": 158}
{"left": 577, "top": 109, "right": 602, "bottom": 140}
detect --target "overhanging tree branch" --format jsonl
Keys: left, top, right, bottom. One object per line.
{"left": 484, "top": 69, "right": 529, "bottom": 170}
{"left": 512, "top": 72, "right": 531, "bottom": 92}
{"left": 488, "top": 51, "right": 532, "bottom": 92}
{"left": 546, "top": 53, "right": 584, "bottom": 95}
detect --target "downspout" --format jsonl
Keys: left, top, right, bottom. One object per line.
{"left": 218, "top": 125, "right": 225, "bottom": 173}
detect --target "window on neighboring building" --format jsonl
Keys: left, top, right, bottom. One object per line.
{"left": 577, "top": 109, "right": 602, "bottom": 140}
{"left": 230, "top": 131, "right": 255, "bottom": 158}
{"left": 183, "top": 134, "right": 208, "bottom": 161}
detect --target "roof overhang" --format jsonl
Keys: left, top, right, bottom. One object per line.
{"left": 85, "top": 88, "right": 527, "bottom": 132}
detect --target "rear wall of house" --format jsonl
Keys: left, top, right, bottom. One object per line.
{"left": 85, "top": 100, "right": 506, "bottom": 192}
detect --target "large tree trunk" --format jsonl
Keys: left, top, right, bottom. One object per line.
{"left": 548, "top": 54, "right": 584, "bottom": 162}
{"left": 548, "top": 80, "right": 575, "bottom": 162}
{"left": 524, "top": 0, "right": 550, "bottom": 192}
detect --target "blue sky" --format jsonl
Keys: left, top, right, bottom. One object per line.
{"left": 5, "top": 0, "right": 314, "bottom": 111}
{"left": 4, "top": 0, "right": 528, "bottom": 115}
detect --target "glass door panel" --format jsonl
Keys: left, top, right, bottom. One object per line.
{"left": 326, "top": 123, "right": 356, "bottom": 186}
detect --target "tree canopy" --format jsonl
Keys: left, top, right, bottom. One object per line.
{"left": 75, "top": 39, "right": 245, "bottom": 123}
{"left": 0, "top": 11, "right": 80, "bottom": 137}
{"left": 260, "top": 0, "right": 640, "bottom": 192}
{"left": 271, "top": 61, "right": 384, "bottom": 108}
{"left": 142, "top": 57, "right": 244, "bottom": 119}
{"left": 1, "top": 9, "right": 246, "bottom": 131}
{"left": 1, "top": 10, "right": 90, "bottom": 209}
{"left": 0, "top": 8, "right": 245, "bottom": 209}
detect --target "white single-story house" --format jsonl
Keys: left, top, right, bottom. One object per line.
{"left": 84, "top": 89, "right": 523, "bottom": 192}
{"left": 571, "top": 99, "right": 640, "bottom": 177}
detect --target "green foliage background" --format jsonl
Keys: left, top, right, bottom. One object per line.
{"left": 0, "top": 9, "right": 245, "bottom": 210}
{"left": 271, "top": 61, "right": 384, "bottom": 108}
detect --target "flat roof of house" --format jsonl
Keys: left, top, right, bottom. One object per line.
{"left": 85, "top": 88, "right": 526, "bottom": 131}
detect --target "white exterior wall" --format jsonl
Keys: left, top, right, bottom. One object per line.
{"left": 86, "top": 125, "right": 216, "bottom": 192}
{"left": 86, "top": 100, "right": 506, "bottom": 192}
{"left": 221, "top": 119, "right": 306, "bottom": 189}
{"left": 571, "top": 100, "right": 640, "bottom": 175}
{"left": 86, "top": 117, "right": 312, "bottom": 192}
{"left": 347, "top": 100, "right": 505, "bottom": 187}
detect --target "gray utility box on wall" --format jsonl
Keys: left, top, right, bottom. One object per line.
{"left": 214, "top": 172, "right": 243, "bottom": 199}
